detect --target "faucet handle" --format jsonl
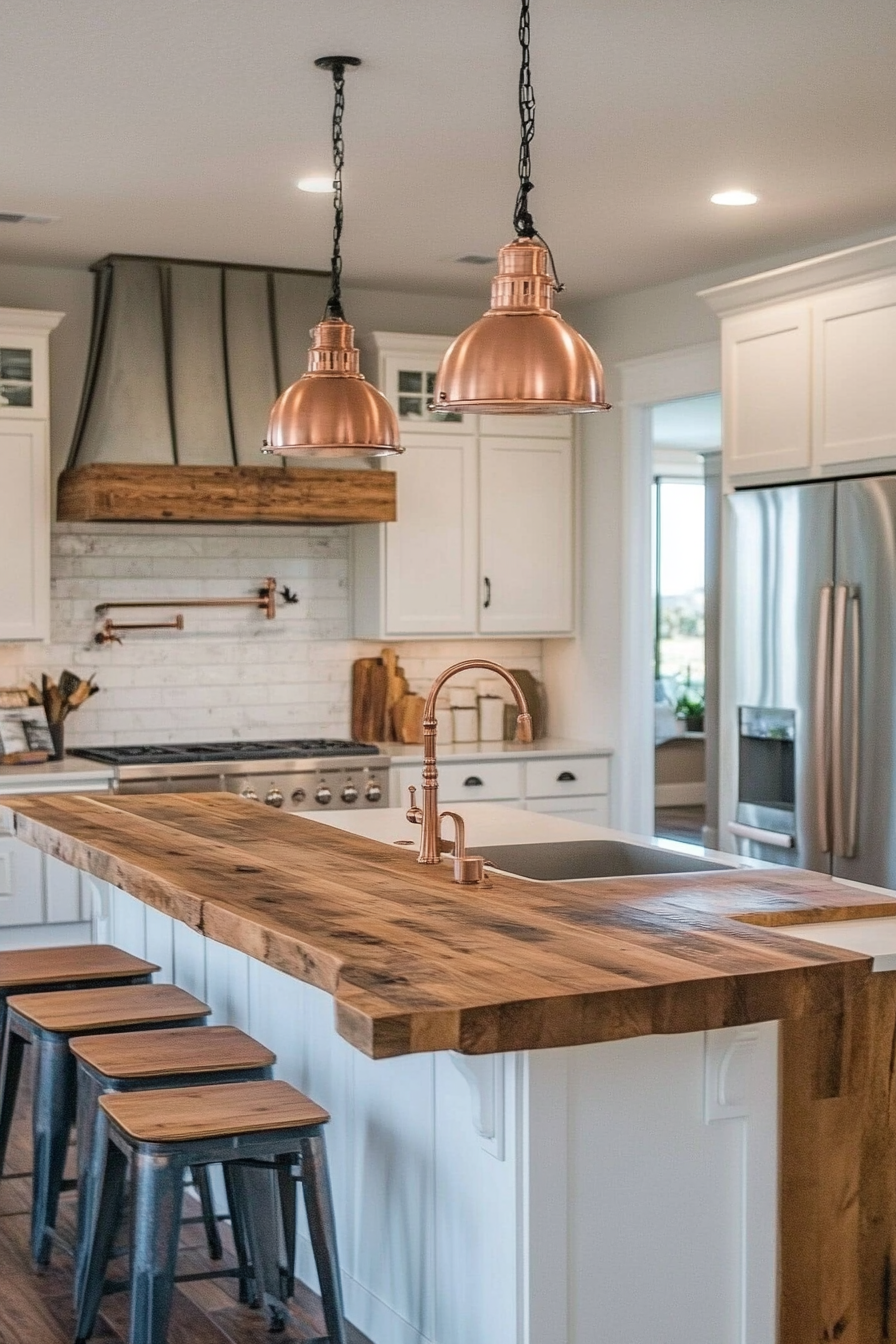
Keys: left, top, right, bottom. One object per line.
{"left": 406, "top": 785, "right": 423, "bottom": 825}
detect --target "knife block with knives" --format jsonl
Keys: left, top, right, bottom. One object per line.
{"left": 351, "top": 647, "right": 425, "bottom": 744}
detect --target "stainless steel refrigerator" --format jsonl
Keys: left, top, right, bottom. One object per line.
{"left": 727, "top": 475, "right": 896, "bottom": 884}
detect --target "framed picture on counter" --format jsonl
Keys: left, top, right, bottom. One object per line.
{"left": 0, "top": 704, "right": 53, "bottom": 758}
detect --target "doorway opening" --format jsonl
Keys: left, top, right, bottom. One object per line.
{"left": 650, "top": 394, "right": 721, "bottom": 844}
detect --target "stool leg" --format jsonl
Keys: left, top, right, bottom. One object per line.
{"left": 74, "top": 1071, "right": 108, "bottom": 1313}
{"left": 276, "top": 1155, "right": 297, "bottom": 1298}
{"left": 192, "top": 1164, "right": 223, "bottom": 1261}
{"left": 222, "top": 1162, "right": 258, "bottom": 1307}
{"left": 299, "top": 1134, "right": 347, "bottom": 1344}
{"left": 74, "top": 1138, "right": 127, "bottom": 1344}
{"left": 226, "top": 1159, "right": 287, "bottom": 1332}
{"left": 31, "top": 1036, "right": 77, "bottom": 1266}
{"left": 0, "top": 1022, "right": 26, "bottom": 1177}
{"left": 130, "top": 1149, "right": 186, "bottom": 1344}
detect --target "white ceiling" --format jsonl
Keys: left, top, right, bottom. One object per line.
{"left": 2, "top": 0, "right": 896, "bottom": 301}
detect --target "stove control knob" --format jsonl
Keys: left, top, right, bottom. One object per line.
{"left": 364, "top": 781, "right": 383, "bottom": 803}
{"left": 240, "top": 788, "right": 259, "bottom": 802}
{"left": 315, "top": 785, "right": 333, "bottom": 806}
{"left": 341, "top": 783, "right": 359, "bottom": 804}
{"left": 290, "top": 787, "right": 307, "bottom": 805}
{"left": 265, "top": 787, "right": 284, "bottom": 809}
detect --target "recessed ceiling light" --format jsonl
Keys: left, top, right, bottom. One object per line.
{"left": 455, "top": 254, "right": 498, "bottom": 266}
{"left": 0, "top": 211, "right": 59, "bottom": 224}
{"left": 711, "top": 189, "right": 758, "bottom": 206}
{"left": 297, "top": 176, "right": 335, "bottom": 194}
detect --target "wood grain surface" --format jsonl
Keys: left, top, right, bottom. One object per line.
{"left": 69, "top": 1024, "right": 275, "bottom": 1078}
{"left": 0, "top": 943, "right": 158, "bottom": 989}
{"left": 5, "top": 792, "right": 888, "bottom": 1060}
{"left": 7, "top": 982, "right": 209, "bottom": 1033}
{"left": 100, "top": 1078, "right": 329, "bottom": 1143}
{"left": 56, "top": 463, "right": 397, "bottom": 524}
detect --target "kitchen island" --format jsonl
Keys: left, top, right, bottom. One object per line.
{"left": 5, "top": 791, "right": 895, "bottom": 1344}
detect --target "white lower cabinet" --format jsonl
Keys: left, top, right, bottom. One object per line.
{"left": 394, "top": 752, "right": 611, "bottom": 819}
{"left": 0, "top": 793, "right": 101, "bottom": 945}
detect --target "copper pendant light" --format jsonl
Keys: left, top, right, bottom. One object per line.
{"left": 264, "top": 57, "right": 401, "bottom": 458}
{"left": 431, "top": 1, "right": 610, "bottom": 416}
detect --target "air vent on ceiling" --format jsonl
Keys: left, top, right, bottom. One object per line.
{"left": 0, "top": 212, "right": 58, "bottom": 225}
{"left": 455, "top": 253, "right": 497, "bottom": 266}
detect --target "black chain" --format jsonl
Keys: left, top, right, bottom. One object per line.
{"left": 511, "top": 0, "right": 563, "bottom": 291}
{"left": 513, "top": 0, "right": 536, "bottom": 238}
{"left": 325, "top": 61, "right": 346, "bottom": 320}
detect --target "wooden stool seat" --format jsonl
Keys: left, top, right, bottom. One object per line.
{"left": 6, "top": 984, "right": 210, "bottom": 1035}
{"left": 100, "top": 1079, "right": 329, "bottom": 1144}
{"left": 71, "top": 1025, "right": 275, "bottom": 1080}
{"left": 0, "top": 944, "right": 157, "bottom": 990}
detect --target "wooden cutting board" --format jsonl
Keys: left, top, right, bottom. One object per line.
{"left": 350, "top": 659, "right": 378, "bottom": 741}
{"left": 392, "top": 693, "right": 425, "bottom": 744}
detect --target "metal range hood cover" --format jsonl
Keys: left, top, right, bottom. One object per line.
{"left": 68, "top": 255, "right": 336, "bottom": 470}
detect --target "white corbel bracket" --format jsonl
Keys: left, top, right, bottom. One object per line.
{"left": 449, "top": 1052, "right": 505, "bottom": 1159}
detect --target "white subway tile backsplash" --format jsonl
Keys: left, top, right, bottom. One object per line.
{"left": 2, "top": 523, "right": 543, "bottom": 745}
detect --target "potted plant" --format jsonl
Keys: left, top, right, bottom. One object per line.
{"left": 674, "top": 687, "right": 705, "bottom": 733}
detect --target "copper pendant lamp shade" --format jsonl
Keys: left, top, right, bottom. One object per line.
{"left": 265, "top": 317, "right": 400, "bottom": 457}
{"left": 265, "top": 56, "right": 402, "bottom": 459}
{"left": 433, "top": 0, "right": 610, "bottom": 418}
{"left": 431, "top": 238, "right": 608, "bottom": 414}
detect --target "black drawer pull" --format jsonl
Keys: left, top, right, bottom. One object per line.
{"left": 557, "top": 771, "right": 577, "bottom": 782}
{"left": 464, "top": 775, "right": 484, "bottom": 787}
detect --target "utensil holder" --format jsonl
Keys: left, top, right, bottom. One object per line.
{"left": 49, "top": 722, "right": 64, "bottom": 761}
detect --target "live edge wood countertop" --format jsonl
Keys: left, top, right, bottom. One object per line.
{"left": 6, "top": 792, "right": 895, "bottom": 1059}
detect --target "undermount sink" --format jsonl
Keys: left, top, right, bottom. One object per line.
{"left": 477, "top": 839, "right": 731, "bottom": 882}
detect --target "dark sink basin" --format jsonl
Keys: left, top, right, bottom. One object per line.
{"left": 477, "top": 839, "right": 731, "bottom": 882}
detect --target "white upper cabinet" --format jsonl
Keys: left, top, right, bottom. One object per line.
{"left": 479, "top": 435, "right": 573, "bottom": 634}
{"left": 352, "top": 333, "right": 576, "bottom": 639}
{"left": 0, "top": 420, "right": 51, "bottom": 641}
{"left": 702, "top": 235, "right": 896, "bottom": 487}
{"left": 383, "top": 431, "right": 479, "bottom": 636}
{"left": 0, "top": 308, "right": 63, "bottom": 643}
{"left": 813, "top": 276, "right": 896, "bottom": 468}
{"left": 721, "top": 304, "right": 811, "bottom": 477}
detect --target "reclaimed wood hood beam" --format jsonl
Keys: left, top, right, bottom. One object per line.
{"left": 56, "top": 463, "right": 396, "bottom": 524}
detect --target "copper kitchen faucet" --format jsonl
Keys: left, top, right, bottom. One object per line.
{"left": 405, "top": 660, "right": 533, "bottom": 881}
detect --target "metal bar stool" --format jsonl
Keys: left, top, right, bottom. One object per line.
{"left": 76, "top": 1078, "right": 347, "bottom": 1344}
{"left": 0, "top": 944, "right": 158, "bottom": 1173}
{"left": 71, "top": 1024, "right": 276, "bottom": 1313}
{"left": 0, "top": 982, "right": 209, "bottom": 1266}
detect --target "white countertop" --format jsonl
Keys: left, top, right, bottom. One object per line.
{"left": 306, "top": 801, "right": 756, "bottom": 864}
{"left": 0, "top": 756, "right": 114, "bottom": 793}
{"left": 378, "top": 737, "right": 611, "bottom": 765}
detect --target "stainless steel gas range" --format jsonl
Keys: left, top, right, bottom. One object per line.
{"left": 68, "top": 739, "right": 390, "bottom": 812}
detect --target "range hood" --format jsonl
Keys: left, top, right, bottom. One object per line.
{"left": 57, "top": 255, "right": 396, "bottom": 524}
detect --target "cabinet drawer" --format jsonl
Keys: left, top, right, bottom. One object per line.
{"left": 396, "top": 761, "right": 522, "bottom": 804}
{"left": 525, "top": 756, "right": 609, "bottom": 798}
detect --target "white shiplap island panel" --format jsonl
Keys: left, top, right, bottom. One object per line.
{"left": 84, "top": 805, "right": 779, "bottom": 1344}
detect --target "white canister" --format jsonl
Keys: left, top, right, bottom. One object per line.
{"left": 452, "top": 706, "right": 479, "bottom": 743}
{"left": 436, "top": 695, "right": 454, "bottom": 744}
{"left": 478, "top": 695, "right": 505, "bottom": 742}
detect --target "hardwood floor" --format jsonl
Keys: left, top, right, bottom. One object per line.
{"left": 0, "top": 1055, "right": 370, "bottom": 1344}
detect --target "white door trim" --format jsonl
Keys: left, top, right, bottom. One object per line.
{"left": 617, "top": 341, "right": 720, "bottom": 833}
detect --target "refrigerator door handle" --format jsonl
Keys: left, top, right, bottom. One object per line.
{"left": 831, "top": 582, "right": 848, "bottom": 857}
{"left": 728, "top": 821, "right": 794, "bottom": 849}
{"left": 814, "top": 583, "right": 834, "bottom": 853}
{"left": 844, "top": 586, "right": 861, "bottom": 859}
